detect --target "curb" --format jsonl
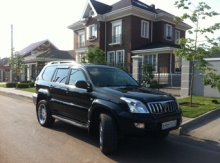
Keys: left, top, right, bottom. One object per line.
{"left": 169, "top": 108, "right": 220, "bottom": 136}
{"left": 180, "top": 108, "right": 220, "bottom": 135}
{"left": 0, "top": 90, "right": 32, "bottom": 100}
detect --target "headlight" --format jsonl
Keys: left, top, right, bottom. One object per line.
{"left": 120, "top": 97, "right": 149, "bottom": 114}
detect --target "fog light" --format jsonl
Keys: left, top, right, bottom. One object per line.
{"left": 134, "top": 123, "right": 145, "bottom": 129}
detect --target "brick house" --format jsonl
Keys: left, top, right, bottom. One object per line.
{"left": 68, "top": 0, "right": 191, "bottom": 87}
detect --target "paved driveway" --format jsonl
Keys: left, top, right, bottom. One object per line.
{"left": 182, "top": 109, "right": 220, "bottom": 143}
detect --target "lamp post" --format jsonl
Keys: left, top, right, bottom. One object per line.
{"left": 10, "top": 24, "right": 14, "bottom": 82}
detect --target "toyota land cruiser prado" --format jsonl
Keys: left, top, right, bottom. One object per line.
{"left": 33, "top": 61, "right": 182, "bottom": 154}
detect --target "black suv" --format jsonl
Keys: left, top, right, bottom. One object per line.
{"left": 33, "top": 61, "right": 182, "bottom": 154}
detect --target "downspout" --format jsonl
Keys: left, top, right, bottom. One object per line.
{"left": 104, "top": 15, "right": 107, "bottom": 59}
{"left": 151, "top": 19, "right": 153, "bottom": 43}
{"left": 170, "top": 53, "right": 173, "bottom": 86}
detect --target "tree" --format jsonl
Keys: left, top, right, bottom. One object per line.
{"left": 174, "top": 0, "right": 220, "bottom": 106}
{"left": 9, "top": 51, "right": 24, "bottom": 81}
{"left": 141, "top": 64, "right": 154, "bottom": 87}
{"left": 82, "top": 46, "right": 106, "bottom": 64}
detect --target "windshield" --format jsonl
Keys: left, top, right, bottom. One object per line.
{"left": 87, "top": 67, "right": 139, "bottom": 87}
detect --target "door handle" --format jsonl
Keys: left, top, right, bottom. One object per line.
{"left": 49, "top": 85, "right": 54, "bottom": 89}
{"left": 66, "top": 88, "right": 70, "bottom": 93}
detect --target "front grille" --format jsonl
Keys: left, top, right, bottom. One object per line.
{"left": 147, "top": 100, "right": 177, "bottom": 114}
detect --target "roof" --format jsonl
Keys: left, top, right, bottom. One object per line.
{"left": 90, "top": 0, "right": 157, "bottom": 15}
{"left": 131, "top": 42, "right": 181, "bottom": 54}
{"left": 0, "top": 58, "right": 9, "bottom": 66}
{"left": 90, "top": 0, "right": 111, "bottom": 14}
{"left": 19, "top": 39, "right": 58, "bottom": 56}
{"left": 36, "top": 49, "right": 74, "bottom": 59}
{"left": 110, "top": 0, "right": 156, "bottom": 13}
{"left": 133, "top": 42, "right": 181, "bottom": 51}
{"left": 24, "top": 49, "right": 74, "bottom": 63}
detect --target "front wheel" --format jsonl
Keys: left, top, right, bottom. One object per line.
{"left": 99, "top": 113, "right": 118, "bottom": 154}
{"left": 37, "top": 100, "right": 55, "bottom": 127}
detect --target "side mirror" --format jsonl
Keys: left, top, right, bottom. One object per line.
{"left": 75, "top": 80, "right": 92, "bottom": 91}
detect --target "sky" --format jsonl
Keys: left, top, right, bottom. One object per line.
{"left": 0, "top": 0, "right": 220, "bottom": 58}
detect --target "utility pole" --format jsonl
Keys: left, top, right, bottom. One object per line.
{"left": 10, "top": 24, "right": 14, "bottom": 82}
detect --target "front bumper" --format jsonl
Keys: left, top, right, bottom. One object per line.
{"left": 117, "top": 111, "right": 182, "bottom": 136}
{"left": 33, "top": 93, "right": 37, "bottom": 105}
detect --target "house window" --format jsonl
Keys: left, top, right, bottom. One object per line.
{"left": 87, "top": 24, "right": 97, "bottom": 40}
{"left": 141, "top": 20, "right": 149, "bottom": 38}
{"left": 165, "top": 24, "right": 173, "bottom": 40}
{"left": 110, "top": 20, "right": 122, "bottom": 44}
{"left": 143, "top": 54, "right": 157, "bottom": 72}
{"left": 78, "top": 30, "right": 85, "bottom": 48}
{"left": 116, "top": 50, "right": 124, "bottom": 65}
{"left": 175, "top": 30, "right": 181, "bottom": 44}
{"left": 107, "top": 51, "right": 115, "bottom": 65}
{"left": 175, "top": 56, "right": 182, "bottom": 72}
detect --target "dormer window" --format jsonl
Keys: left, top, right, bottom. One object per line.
{"left": 89, "top": 10, "right": 94, "bottom": 17}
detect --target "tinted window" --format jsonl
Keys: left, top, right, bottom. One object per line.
{"left": 53, "top": 68, "right": 69, "bottom": 83}
{"left": 42, "top": 66, "right": 56, "bottom": 81}
{"left": 88, "top": 67, "right": 139, "bottom": 87}
{"left": 68, "top": 69, "right": 86, "bottom": 85}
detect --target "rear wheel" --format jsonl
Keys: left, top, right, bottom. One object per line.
{"left": 37, "top": 100, "right": 55, "bottom": 127}
{"left": 99, "top": 113, "right": 118, "bottom": 154}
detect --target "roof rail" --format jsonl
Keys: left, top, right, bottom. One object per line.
{"left": 47, "top": 60, "right": 78, "bottom": 65}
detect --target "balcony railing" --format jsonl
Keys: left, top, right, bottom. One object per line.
{"left": 109, "top": 34, "right": 122, "bottom": 45}
{"left": 78, "top": 42, "right": 85, "bottom": 48}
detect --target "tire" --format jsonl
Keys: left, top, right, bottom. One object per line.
{"left": 99, "top": 113, "right": 118, "bottom": 154}
{"left": 37, "top": 100, "right": 55, "bottom": 127}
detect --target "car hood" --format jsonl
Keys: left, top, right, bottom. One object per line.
{"left": 96, "top": 86, "right": 174, "bottom": 102}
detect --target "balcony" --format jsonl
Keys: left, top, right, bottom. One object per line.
{"left": 78, "top": 42, "right": 85, "bottom": 48}
{"left": 109, "top": 34, "right": 122, "bottom": 46}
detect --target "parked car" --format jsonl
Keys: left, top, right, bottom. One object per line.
{"left": 33, "top": 61, "right": 182, "bottom": 154}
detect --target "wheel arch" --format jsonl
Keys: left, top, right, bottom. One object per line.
{"left": 36, "top": 89, "right": 51, "bottom": 111}
{"left": 88, "top": 99, "right": 122, "bottom": 136}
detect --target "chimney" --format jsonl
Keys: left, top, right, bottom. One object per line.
{"left": 150, "top": 4, "right": 155, "bottom": 9}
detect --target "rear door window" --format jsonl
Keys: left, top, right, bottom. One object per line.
{"left": 52, "top": 68, "right": 69, "bottom": 83}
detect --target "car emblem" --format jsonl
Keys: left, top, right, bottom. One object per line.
{"left": 162, "top": 102, "right": 169, "bottom": 112}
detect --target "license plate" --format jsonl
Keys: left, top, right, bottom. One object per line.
{"left": 162, "top": 120, "right": 177, "bottom": 130}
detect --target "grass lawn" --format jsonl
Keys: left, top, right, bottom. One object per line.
{"left": 0, "top": 84, "right": 6, "bottom": 88}
{"left": 19, "top": 87, "right": 35, "bottom": 93}
{"left": 178, "top": 96, "right": 220, "bottom": 118}
{"left": 0, "top": 83, "right": 35, "bottom": 92}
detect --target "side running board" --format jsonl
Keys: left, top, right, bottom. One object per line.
{"left": 52, "top": 115, "right": 88, "bottom": 129}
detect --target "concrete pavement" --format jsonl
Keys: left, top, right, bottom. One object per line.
{"left": 0, "top": 82, "right": 219, "bottom": 141}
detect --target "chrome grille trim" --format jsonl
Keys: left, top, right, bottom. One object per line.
{"left": 147, "top": 100, "right": 177, "bottom": 114}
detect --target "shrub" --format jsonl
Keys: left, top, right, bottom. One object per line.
{"left": 150, "top": 80, "right": 161, "bottom": 88}
{"left": 16, "top": 83, "right": 30, "bottom": 89}
{"left": 20, "top": 80, "right": 32, "bottom": 83}
{"left": 6, "top": 82, "right": 18, "bottom": 88}
{"left": 29, "top": 82, "right": 35, "bottom": 87}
